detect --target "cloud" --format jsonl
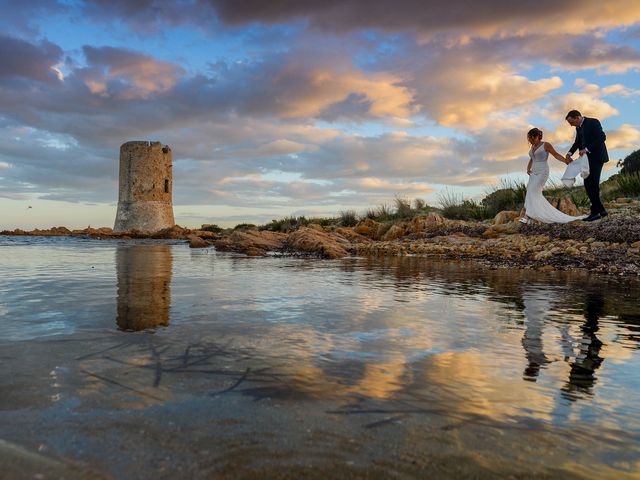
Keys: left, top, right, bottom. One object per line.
{"left": 209, "top": 0, "right": 640, "bottom": 37}
{"left": 77, "top": 46, "right": 186, "bottom": 99}
{"left": 607, "top": 124, "right": 640, "bottom": 151}
{"left": 0, "top": 35, "right": 63, "bottom": 83}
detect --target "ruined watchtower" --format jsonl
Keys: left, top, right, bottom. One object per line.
{"left": 113, "top": 141, "right": 175, "bottom": 233}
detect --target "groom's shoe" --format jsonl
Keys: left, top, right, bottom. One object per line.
{"left": 600, "top": 210, "right": 608, "bottom": 218}
{"left": 583, "top": 213, "right": 603, "bottom": 222}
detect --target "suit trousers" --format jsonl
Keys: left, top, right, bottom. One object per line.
{"left": 584, "top": 159, "right": 605, "bottom": 215}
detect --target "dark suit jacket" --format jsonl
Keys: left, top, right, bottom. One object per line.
{"left": 569, "top": 117, "right": 609, "bottom": 164}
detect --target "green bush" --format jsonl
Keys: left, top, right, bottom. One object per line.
{"left": 618, "top": 149, "right": 640, "bottom": 175}
{"left": 308, "top": 217, "right": 336, "bottom": 227}
{"left": 438, "top": 190, "right": 489, "bottom": 220}
{"left": 413, "top": 198, "right": 426, "bottom": 210}
{"left": 233, "top": 223, "right": 256, "bottom": 231}
{"left": 617, "top": 172, "right": 640, "bottom": 196}
{"left": 481, "top": 180, "right": 527, "bottom": 217}
{"left": 200, "top": 224, "right": 223, "bottom": 233}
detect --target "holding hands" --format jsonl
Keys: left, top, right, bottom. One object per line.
{"left": 564, "top": 153, "right": 573, "bottom": 165}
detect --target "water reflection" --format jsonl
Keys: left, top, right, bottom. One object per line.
{"left": 116, "top": 244, "right": 172, "bottom": 331}
{"left": 562, "top": 292, "right": 605, "bottom": 400}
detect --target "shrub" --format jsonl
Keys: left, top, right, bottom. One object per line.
{"left": 618, "top": 149, "right": 640, "bottom": 175}
{"left": 339, "top": 210, "right": 358, "bottom": 227}
{"left": 481, "top": 179, "right": 528, "bottom": 217}
{"left": 233, "top": 223, "right": 256, "bottom": 231}
{"left": 308, "top": 217, "right": 336, "bottom": 227}
{"left": 263, "top": 215, "right": 312, "bottom": 232}
{"left": 365, "top": 208, "right": 378, "bottom": 219}
{"left": 377, "top": 204, "right": 392, "bottom": 217}
{"left": 414, "top": 198, "right": 426, "bottom": 210}
{"left": 569, "top": 190, "right": 591, "bottom": 208}
{"left": 394, "top": 195, "right": 412, "bottom": 218}
{"left": 200, "top": 223, "right": 223, "bottom": 233}
{"left": 617, "top": 172, "right": 640, "bottom": 196}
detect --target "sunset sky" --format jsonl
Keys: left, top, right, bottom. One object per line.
{"left": 1, "top": 0, "right": 640, "bottom": 229}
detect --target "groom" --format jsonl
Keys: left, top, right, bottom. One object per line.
{"left": 565, "top": 110, "right": 609, "bottom": 221}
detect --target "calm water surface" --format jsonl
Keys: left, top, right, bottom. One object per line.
{"left": 1, "top": 236, "right": 639, "bottom": 479}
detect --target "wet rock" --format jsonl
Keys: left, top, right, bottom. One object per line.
{"left": 187, "top": 234, "right": 210, "bottom": 248}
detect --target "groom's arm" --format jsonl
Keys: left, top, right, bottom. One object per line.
{"left": 567, "top": 134, "right": 579, "bottom": 156}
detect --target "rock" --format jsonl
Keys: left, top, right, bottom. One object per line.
{"left": 494, "top": 211, "right": 520, "bottom": 225}
{"left": 632, "top": 241, "right": 640, "bottom": 249}
{"left": 285, "top": 227, "right": 349, "bottom": 259}
{"left": 353, "top": 219, "right": 381, "bottom": 239}
{"left": 425, "top": 212, "right": 445, "bottom": 225}
{"left": 382, "top": 224, "right": 406, "bottom": 241}
{"left": 187, "top": 234, "right": 209, "bottom": 248}
{"left": 191, "top": 230, "right": 217, "bottom": 239}
{"left": 483, "top": 221, "right": 522, "bottom": 237}
{"left": 335, "top": 227, "right": 370, "bottom": 243}
{"left": 616, "top": 197, "right": 632, "bottom": 204}
{"left": 152, "top": 225, "right": 190, "bottom": 239}
{"left": 214, "top": 230, "right": 287, "bottom": 256}
{"left": 554, "top": 196, "right": 580, "bottom": 216}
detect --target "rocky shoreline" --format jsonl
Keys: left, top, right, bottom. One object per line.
{"left": 3, "top": 197, "right": 640, "bottom": 275}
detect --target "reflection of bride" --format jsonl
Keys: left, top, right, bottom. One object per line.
{"left": 521, "top": 128, "right": 586, "bottom": 224}
{"left": 521, "top": 289, "right": 552, "bottom": 381}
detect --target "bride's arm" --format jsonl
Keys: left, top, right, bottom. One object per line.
{"left": 526, "top": 158, "right": 532, "bottom": 175}
{"left": 545, "top": 142, "right": 570, "bottom": 164}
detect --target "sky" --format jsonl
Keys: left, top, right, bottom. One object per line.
{"left": 1, "top": 0, "right": 640, "bottom": 229}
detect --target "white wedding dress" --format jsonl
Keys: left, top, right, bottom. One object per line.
{"left": 524, "top": 143, "right": 586, "bottom": 223}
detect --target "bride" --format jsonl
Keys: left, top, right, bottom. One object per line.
{"left": 520, "top": 128, "right": 586, "bottom": 224}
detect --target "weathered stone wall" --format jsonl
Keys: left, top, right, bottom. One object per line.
{"left": 114, "top": 141, "right": 175, "bottom": 232}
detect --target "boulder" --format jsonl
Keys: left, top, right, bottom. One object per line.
{"left": 554, "top": 196, "right": 580, "bottom": 216}
{"left": 152, "top": 225, "right": 190, "bottom": 239}
{"left": 483, "top": 221, "right": 522, "bottom": 237}
{"left": 354, "top": 219, "right": 382, "bottom": 239}
{"left": 285, "top": 227, "right": 349, "bottom": 259}
{"left": 213, "top": 230, "right": 286, "bottom": 256}
{"left": 494, "top": 211, "right": 520, "bottom": 225}
{"left": 381, "top": 224, "right": 406, "bottom": 241}
{"left": 187, "top": 234, "right": 210, "bottom": 248}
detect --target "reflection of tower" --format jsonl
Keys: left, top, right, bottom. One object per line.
{"left": 114, "top": 141, "right": 174, "bottom": 233}
{"left": 116, "top": 245, "right": 172, "bottom": 331}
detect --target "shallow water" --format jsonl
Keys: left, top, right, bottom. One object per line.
{"left": 1, "top": 236, "right": 639, "bottom": 479}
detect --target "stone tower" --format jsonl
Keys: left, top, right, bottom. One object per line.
{"left": 114, "top": 141, "right": 175, "bottom": 233}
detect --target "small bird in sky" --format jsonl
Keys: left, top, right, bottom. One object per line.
{"left": 27, "top": 206, "right": 32, "bottom": 209}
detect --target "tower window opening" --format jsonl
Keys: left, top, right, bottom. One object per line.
{"left": 164, "top": 178, "right": 169, "bottom": 193}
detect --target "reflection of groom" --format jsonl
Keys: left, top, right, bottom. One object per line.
{"left": 565, "top": 110, "right": 609, "bottom": 221}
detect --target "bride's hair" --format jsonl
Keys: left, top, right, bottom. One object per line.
{"left": 527, "top": 128, "right": 543, "bottom": 143}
